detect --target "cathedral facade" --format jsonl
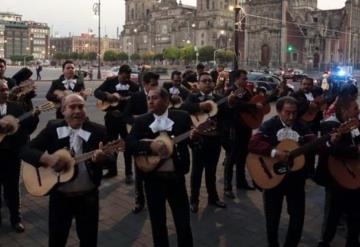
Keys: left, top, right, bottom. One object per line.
{"left": 121, "top": 0, "right": 360, "bottom": 69}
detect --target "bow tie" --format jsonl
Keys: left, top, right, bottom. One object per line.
{"left": 149, "top": 115, "right": 174, "bottom": 133}
{"left": 169, "top": 87, "right": 180, "bottom": 95}
{"left": 0, "top": 104, "right": 6, "bottom": 116}
{"left": 56, "top": 126, "right": 91, "bottom": 141}
{"left": 116, "top": 83, "right": 130, "bottom": 91}
{"left": 62, "top": 79, "right": 76, "bottom": 90}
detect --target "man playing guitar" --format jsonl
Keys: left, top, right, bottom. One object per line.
{"left": 163, "top": 70, "right": 189, "bottom": 109}
{"left": 0, "top": 80, "right": 38, "bottom": 233}
{"left": 46, "top": 60, "right": 86, "bottom": 119}
{"left": 223, "top": 69, "right": 258, "bottom": 198}
{"left": 182, "top": 72, "right": 226, "bottom": 213}
{"left": 94, "top": 64, "right": 139, "bottom": 179}
{"left": 127, "top": 88, "right": 196, "bottom": 247}
{"left": 20, "top": 94, "right": 108, "bottom": 247}
{"left": 317, "top": 96, "right": 360, "bottom": 247}
{"left": 248, "top": 96, "right": 316, "bottom": 247}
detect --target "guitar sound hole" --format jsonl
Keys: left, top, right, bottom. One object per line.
{"left": 273, "top": 162, "right": 289, "bottom": 175}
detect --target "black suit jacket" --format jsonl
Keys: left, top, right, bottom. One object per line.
{"left": 123, "top": 90, "right": 148, "bottom": 125}
{"left": 20, "top": 119, "right": 107, "bottom": 187}
{"left": 0, "top": 101, "right": 38, "bottom": 161}
{"left": 94, "top": 76, "right": 139, "bottom": 113}
{"left": 126, "top": 110, "right": 192, "bottom": 176}
{"left": 3, "top": 77, "right": 16, "bottom": 90}
{"left": 46, "top": 75, "right": 85, "bottom": 103}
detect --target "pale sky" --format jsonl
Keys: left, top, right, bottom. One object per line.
{"left": 1, "top": 0, "right": 347, "bottom": 38}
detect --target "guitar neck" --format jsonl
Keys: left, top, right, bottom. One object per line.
{"left": 290, "top": 134, "right": 330, "bottom": 158}
{"left": 17, "top": 111, "right": 34, "bottom": 122}
{"left": 74, "top": 151, "right": 96, "bottom": 164}
{"left": 173, "top": 131, "right": 191, "bottom": 144}
{"left": 216, "top": 96, "right": 228, "bottom": 106}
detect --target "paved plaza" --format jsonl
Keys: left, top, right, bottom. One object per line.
{"left": 0, "top": 75, "right": 350, "bottom": 246}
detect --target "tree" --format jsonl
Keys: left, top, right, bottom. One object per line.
{"left": 180, "top": 45, "right": 196, "bottom": 63}
{"left": 87, "top": 52, "right": 97, "bottom": 61}
{"left": 142, "top": 50, "right": 155, "bottom": 63}
{"left": 163, "top": 47, "right": 180, "bottom": 62}
{"left": 130, "top": 53, "right": 141, "bottom": 62}
{"left": 117, "top": 52, "right": 129, "bottom": 62}
{"left": 154, "top": 53, "right": 164, "bottom": 61}
{"left": 199, "top": 46, "right": 216, "bottom": 62}
{"left": 103, "top": 50, "right": 118, "bottom": 62}
{"left": 69, "top": 52, "right": 79, "bottom": 60}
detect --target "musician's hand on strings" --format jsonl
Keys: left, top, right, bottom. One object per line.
{"left": 330, "top": 132, "right": 342, "bottom": 144}
{"left": 0, "top": 118, "right": 15, "bottom": 134}
{"left": 256, "top": 102, "right": 263, "bottom": 110}
{"left": 274, "top": 150, "right": 289, "bottom": 162}
{"left": 200, "top": 102, "right": 212, "bottom": 112}
{"left": 171, "top": 95, "right": 182, "bottom": 104}
{"left": 40, "top": 153, "right": 69, "bottom": 172}
{"left": 92, "top": 142, "right": 107, "bottom": 163}
{"left": 190, "top": 127, "right": 201, "bottom": 140}
{"left": 106, "top": 93, "right": 119, "bottom": 103}
{"left": 151, "top": 140, "right": 170, "bottom": 159}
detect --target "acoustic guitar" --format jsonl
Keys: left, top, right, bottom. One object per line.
{"left": 53, "top": 88, "right": 93, "bottom": 107}
{"left": 135, "top": 119, "right": 216, "bottom": 173}
{"left": 246, "top": 118, "right": 358, "bottom": 189}
{"left": 0, "top": 102, "right": 55, "bottom": 143}
{"left": 22, "top": 139, "right": 124, "bottom": 196}
{"left": 96, "top": 93, "right": 131, "bottom": 111}
{"left": 239, "top": 94, "right": 274, "bottom": 129}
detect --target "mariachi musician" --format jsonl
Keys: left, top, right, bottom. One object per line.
{"left": 163, "top": 70, "right": 189, "bottom": 109}
{"left": 0, "top": 58, "right": 16, "bottom": 89}
{"left": 46, "top": 60, "right": 85, "bottom": 119}
{"left": 127, "top": 88, "right": 195, "bottom": 246}
{"left": 123, "top": 71, "right": 159, "bottom": 214}
{"left": 223, "top": 69, "right": 258, "bottom": 198}
{"left": 181, "top": 72, "right": 226, "bottom": 213}
{"left": 94, "top": 64, "right": 139, "bottom": 179}
{"left": 316, "top": 96, "right": 360, "bottom": 247}
{"left": 0, "top": 80, "right": 38, "bottom": 233}
{"left": 248, "top": 96, "right": 316, "bottom": 247}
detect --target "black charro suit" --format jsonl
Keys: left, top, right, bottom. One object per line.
{"left": 181, "top": 92, "right": 225, "bottom": 204}
{"left": 20, "top": 119, "right": 107, "bottom": 247}
{"left": 0, "top": 101, "right": 38, "bottom": 226}
{"left": 127, "top": 110, "right": 193, "bottom": 247}
{"left": 123, "top": 90, "right": 148, "bottom": 208}
{"left": 316, "top": 117, "right": 360, "bottom": 247}
{"left": 94, "top": 76, "right": 139, "bottom": 177}
{"left": 46, "top": 75, "right": 85, "bottom": 119}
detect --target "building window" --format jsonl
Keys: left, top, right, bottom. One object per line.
{"left": 313, "top": 17, "right": 318, "bottom": 23}
{"left": 206, "top": 0, "right": 210, "bottom": 10}
{"left": 293, "top": 53, "right": 298, "bottom": 61}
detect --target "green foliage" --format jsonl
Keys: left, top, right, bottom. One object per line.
{"left": 10, "top": 55, "right": 34, "bottom": 62}
{"left": 199, "top": 46, "right": 216, "bottom": 62}
{"left": 180, "top": 45, "right": 196, "bottom": 62}
{"left": 154, "top": 53, "right": 164, "bottom": 61}
{"left": 103, "top": 50, "right": 118, "bottom": 61}
{"left": 163, "top": 47, "right": 180, "bottom": 61}
{"left": 130, "top": 53, "right": 141, "bottom": 61}
{"left": 117, "top": 52, "right": 129, "bottom": 61}
{"left": 142, "top": 51, "right": 155, "bottom": 62}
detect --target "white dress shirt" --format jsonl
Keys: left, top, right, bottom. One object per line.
{"left": 149, "top": 110, "right": 174, "bottom": 133}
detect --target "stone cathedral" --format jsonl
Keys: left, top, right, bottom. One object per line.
{"left": 120, "top": 0, "right": 360, "bottom": 69}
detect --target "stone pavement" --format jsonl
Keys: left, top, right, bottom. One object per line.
{"left": 0, "top": 154, "right": 348, "bottom": 247}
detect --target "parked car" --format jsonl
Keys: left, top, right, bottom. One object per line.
{"left": 102, "top": 66, "right": 139, "bottom": 82}
{"left": 247, "top": 72, "right": 281, "bottom": 94}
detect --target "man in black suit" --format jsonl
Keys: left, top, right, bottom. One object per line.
{"left": 163, "top": 70, "right": 189, "bottom": 109}
{"left": 123, "top": 71, "right": 159, "bottom": 214}
{"left": 94, "top": 64, "right": 139, "bottom": 180}
{"left": 181, "top": 72, "right": 226, "bottom": 213}
{"left": 127, "top": 88, "right": 194, "bottom": 247}
{"left": 0, "top": 58, "right": 16, "bottom": 89}
{"left": 46, "top": 60, "right": 85, "bottom": 119}
{"left": 0, "top": 80, "right": 38, "bottom": 233}
{"left": 317, "top": 97, "right": 360, "bottom": 247}
{"left": 20, "top": 94, "right": 108, "bottom": 247}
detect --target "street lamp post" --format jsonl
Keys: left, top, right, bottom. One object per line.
{"left": 93, "top": 0, "right": 101, "bottom": 79}
{"left": 24, "top": 47, "right": 30, "bottom": 66}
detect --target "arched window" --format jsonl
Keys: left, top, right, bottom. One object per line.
{"left": 206, "top": 0, "right": 210, "bottom": 10}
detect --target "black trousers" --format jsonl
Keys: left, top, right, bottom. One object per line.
{"left": 190, "top": 137, "right": 221, "bottom": 203}
{"left": 319, "top": 186, "right": 360, "bottom": 247}
{"left": 0, "top": 161, "right": 21, "bottom": 225}
{"left": 144, "top": 173, "right": 193, "bottom": 247}
{"left": 263, "top": 173, "right": 305, "bottom": 247}
{"left": 105, "top": 113, "right": 132, "bottom": 176}
{"left": 134, "top": 166, "right": 145, "bottom": 205}
{"left": 49, "top": 190, "right": 99, "bottom": 247}
{"left": 223, "top": 127, "right": 252, "bottom": 191}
